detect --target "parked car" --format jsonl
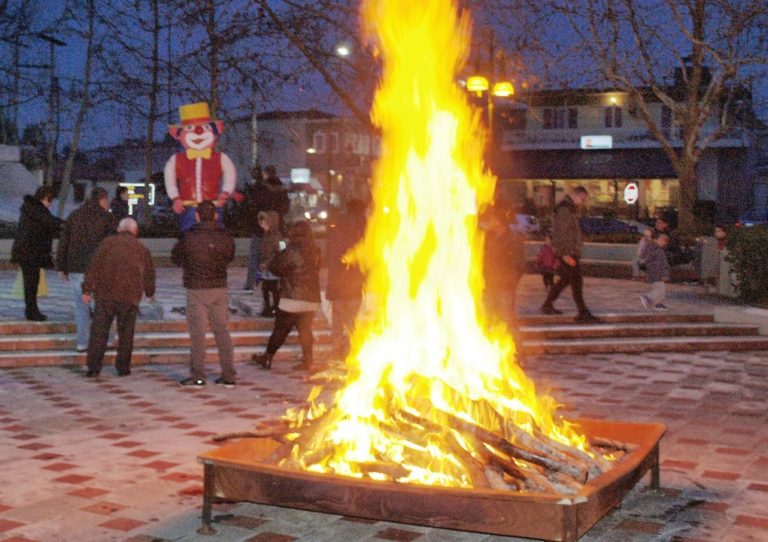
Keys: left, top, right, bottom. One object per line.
{"left": 579, "top": 216, "right": 639, "bottom": 235}
{"left": 510, "top": 214, "right": 540, "bottom": 235}
{"left": 735, "top": 209, "right": 768, "bottom": 228}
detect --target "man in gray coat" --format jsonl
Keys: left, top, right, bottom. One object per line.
{"left": 541, "top": 186, "right": 599, "bottom": 323}
{"left": 172, "top": 200, "right": 236, "bottom": 387}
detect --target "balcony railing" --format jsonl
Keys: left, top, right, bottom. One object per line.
{"left": 499, "top": 126, "right": 747, "bottom": 151}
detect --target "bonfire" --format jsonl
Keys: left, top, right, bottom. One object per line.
{"left": 258, "top": 0, "right": 627, "bottom": 495}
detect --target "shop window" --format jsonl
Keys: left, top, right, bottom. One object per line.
{"left": 604, "top": 106, "right": 622, "bottom": 128}
{"left": 330, "top": 132, "right": 340, "bottom": 153}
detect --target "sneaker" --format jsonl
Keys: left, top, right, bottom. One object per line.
{"left": 541, "top": 305, "right": 563, "bottom": 315}
{"left": 214, "top": 377, "right": 236, "bottom": 388}
{"left": 575, "top": 311, "right": 601, "bottom": 324}
{"left": 179, "top": 377, "right": 206, "bottom": 387}
{"left": 640, "top": 295, "right": 650, "bottom": 309}
{"left": 76, "top": 345, "right": 87, "bottom": 353}
{"left": 85, "top": 370, "right": 100, "bottom": 378}
{"left": 654, "top": 304, "right": 669, "bottom": 311}
{"left": 117, "top": 369, "right": 131, "bottom": 377}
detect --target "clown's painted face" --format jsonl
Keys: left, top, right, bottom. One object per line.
{"left": 178, "top": 122, "right": 217, "bottom": 150}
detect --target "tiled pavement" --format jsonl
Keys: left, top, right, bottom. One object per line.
{"left": 1, "top": 268, "right": 767, "bottom": 541}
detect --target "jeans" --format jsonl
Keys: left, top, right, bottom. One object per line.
{"left": 69, "top": 273, "right": 91, "bottom": 348}
{"left": 186, "top": 288, "right": 236, "bottom": 381}
{"left": 244, "top": 235, "right": 262, "bottom": 289}
{"left": 647, "top": 281, "right": 667, "bottom": 305}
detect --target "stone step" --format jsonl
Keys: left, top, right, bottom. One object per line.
{"left": 520, "top": 335, "right": 768, "bottom": 355}
{"left": 0, "top": 343, "right": 334, "bottom": 369}
{"left": 520, "top": 323, "right": 759, "bottom": 340}
{"left": 517, "top": 313, "right": 714, "bottom": 326}
{"left": 0, "top": 317, "right": 328, "bottom": 335}
{"left": 0, "top": 329, "right": 332, "bottom": 352}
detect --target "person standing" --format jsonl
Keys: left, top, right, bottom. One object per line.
{"left": 326, "top": 199, "right": 367, "bottom": 358}
{"left": 110, "top": 186, "right": 130, "bottom": 222}
{"left": 482, "top": 203, "right": 525, "bottom": 326}
{"left": 640, "top": 233, "right": 671, "bottom": 310}
{"left": 251, "top": 221, "right": 321, "bottom": 370}
{"left": 11, "top": 185, "right": 60, "bottom": 321}
{"left": 262, "top": 165, "right": 290, "bottom": 231}
{"left": 242, "top": 166, "right": 266, "bottom": 291}
{"left": 171, "top": 200, "right": 237, "bottom": 387}
{"left": 82, "top": 218, "right": 155, "bottom": 378}
{"left": 540, "top": 186, "right": 599, "bottom": 323}
{"left": 257, "top": 210, "right": 282, "bottom": 317}
{"left": 57, "top": 187, "right": 117, "bottom": 352}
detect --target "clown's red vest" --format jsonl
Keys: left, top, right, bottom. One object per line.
{"left": 174, "top": 151, "right": 223, "bottom": 202}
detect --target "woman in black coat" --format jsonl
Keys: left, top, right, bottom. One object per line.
{"left": 251, "top": 221, "right": 321, "bottom": 370}
{"left": 11, "top": 185, "right": 60, "bottom": 320}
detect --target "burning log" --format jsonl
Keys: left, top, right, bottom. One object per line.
{"left": 441, "top": 410, "right": 589, "bottom": 483}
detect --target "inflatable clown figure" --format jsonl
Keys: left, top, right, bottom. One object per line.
{"left": 164, "top": 102, "right": 236, "bottom": 231}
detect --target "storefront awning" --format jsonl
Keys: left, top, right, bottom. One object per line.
{"left": 491, "top": 148, "right": 677, "bottom": 179}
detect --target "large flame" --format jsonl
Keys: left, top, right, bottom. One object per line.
{"left": 282, "top": 0, "right": 589, "bottom": 488}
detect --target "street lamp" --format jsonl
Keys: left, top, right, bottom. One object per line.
{"left": 465, "top": 75, "right": 515, "bottom": 137}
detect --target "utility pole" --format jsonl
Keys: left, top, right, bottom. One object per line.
{"left": 250, "top": 80, "right": 259, "bottom": 174}
{"left": 16, "top": 33, "right": 66, "bottom": 187}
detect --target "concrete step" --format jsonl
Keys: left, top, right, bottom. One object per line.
{"left": 520, "top": 323, "right": 759, "bottom": 341}
{"left": 0, "top": 317, "right": 328, "bottom": 335}
{"left": 0, "top": 329, "right": 332, "bottom": 352}
{"left": 520, "top": 335, "right": 768, "bottom": 355}
{"left": 0, "top": 343, "right": 334, "bottom": 369}
{"left": 517, "top": 313, "right": 714, "bottom": 326}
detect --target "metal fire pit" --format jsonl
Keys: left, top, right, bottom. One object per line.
{"left": 197, "top": 419, "right": 665, "bottom": 542}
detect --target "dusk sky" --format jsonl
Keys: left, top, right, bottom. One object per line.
{"left": 6, "top": 1, "right": 768, "bottom": 150}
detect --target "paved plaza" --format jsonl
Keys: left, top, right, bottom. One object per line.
{"left": 0, "top": 268, "right": 766, "bottom": 541}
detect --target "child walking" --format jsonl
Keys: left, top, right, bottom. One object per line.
{"left": 640, "top": 232, "right": 671, "bottom": 311}
{"left": 536, "top": 233, "right": 557, "bottom": 291}
{"left": 257, "top": 211, "right": 282, "bottom": 317}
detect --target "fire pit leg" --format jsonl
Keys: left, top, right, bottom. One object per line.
{"left": 650, "top": 443, "right": 661, "bottom": 490}
{"left": 197, "top": 463, "right": 216, "bottom": 535}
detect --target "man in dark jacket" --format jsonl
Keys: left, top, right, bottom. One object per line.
{"left": 57, "top": 187, "right": 117, "bottom": 351}
{"left": 82, "top": 218, "right": 155, "bottom": 377}
{"left": 326, "top": 199, "right": 366, "bottom": 357}
{"left": 11, "top": 185, "right": 60, "bottom": 321}
{"left": 242, "top": 165, "right": 291, "bottom": 290}
{"left": 541, "top": 186, "right": 598, "bottom": 323}
{"left": 482, "top": 203, "right": 525, "bottom": 326}
{"left": 172, "top": 200, "right": 237, "bottom": 387}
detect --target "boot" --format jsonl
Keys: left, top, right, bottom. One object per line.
{"left": 298, "top": 348, "right": 313, "bottom": 370}
{"left": 251, "top": 352, "right": 273, "bottom": 369}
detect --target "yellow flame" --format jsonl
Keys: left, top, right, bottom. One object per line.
{"left": 282, "top": 0, "right": 588, "bottom": 487}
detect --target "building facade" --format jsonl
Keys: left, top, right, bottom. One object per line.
{"left": 490, "top": 86, "right": 766, "bottom": 223}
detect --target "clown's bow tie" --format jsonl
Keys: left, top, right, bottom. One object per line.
{"left": 185, "top": 148, "right": 212, "bottom": 160}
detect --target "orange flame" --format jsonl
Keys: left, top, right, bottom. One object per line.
{"left": 282, "top": 0, "right": 588, "bottom": 487}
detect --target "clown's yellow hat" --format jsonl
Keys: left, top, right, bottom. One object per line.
{"left": 179, "top": 102, "right": 212, "bottom": 125}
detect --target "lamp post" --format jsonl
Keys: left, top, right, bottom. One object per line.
{"left": 466, "top": 75, "right": 514, "bottom": 139}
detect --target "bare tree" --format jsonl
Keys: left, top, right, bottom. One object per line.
{"left": 57, "top": 0, "right": 97, "bottom": 217}
{"left": 552, "top": 0, "right": 768, "bottom": 233}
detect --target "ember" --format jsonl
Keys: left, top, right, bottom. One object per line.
{"left": 272, "top": 0, "right": 619, "bottom": 494}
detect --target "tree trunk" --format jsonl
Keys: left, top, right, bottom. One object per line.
{"left": 56, "top": 0, "right": 95, "bottom": 218}
{"left": 140, "top": 0, "right": 161, "bottom": 226}
{"left": 675, "top": 161, "right": 697, "bottom": 235}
